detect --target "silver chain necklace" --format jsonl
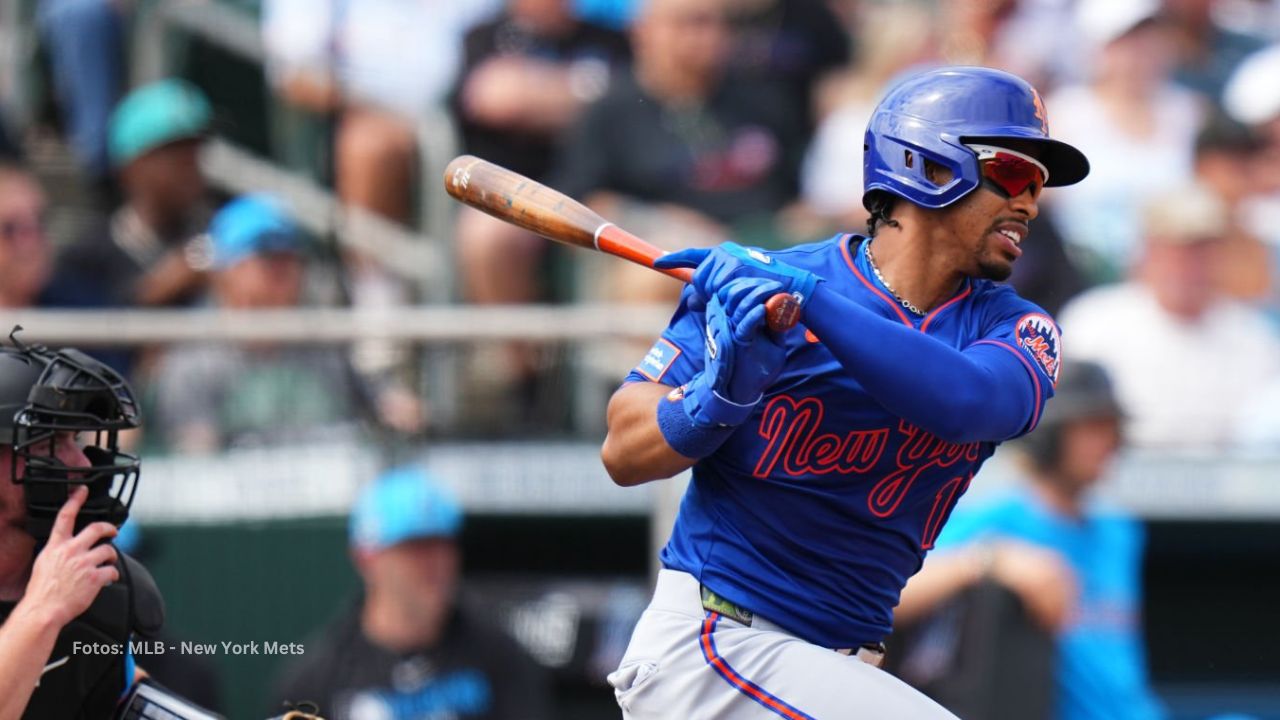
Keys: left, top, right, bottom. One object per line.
{"left": 864, "top": 239, "right": 924, "bottom": 316}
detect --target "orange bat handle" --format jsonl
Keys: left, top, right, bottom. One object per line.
{"left": 593, "top": 223, "right": 800, "bottom": 332}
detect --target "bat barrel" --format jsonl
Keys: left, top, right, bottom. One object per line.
{"left": 443, "top": 155, "right": 603, "bottom": 250}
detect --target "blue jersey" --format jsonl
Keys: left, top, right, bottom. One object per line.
{"left": 626, "top": 234, "right": 1060, "bottom": 648}
{"left": 935, "top": 489, "right": 1165, "bottom": 720}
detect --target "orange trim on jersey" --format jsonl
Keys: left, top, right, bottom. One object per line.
{"left": 700, "top": 613, "right": 818, "bottom": 720}
{"left": 972, "top": 339, "right": 1044, "bottom": 432}
{"left": 920, "top": 285, "right": 972, "bottom": 333}
{"left": 839, "top": 235, "right": 913, "bottom": 327}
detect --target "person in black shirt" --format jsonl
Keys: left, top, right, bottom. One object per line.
{"left": 549, "top": 0, "right": 807, "bottom": 309}
{"left": 0, "top": 163, "right": 54, "bottom": 312}
{"left": 724, "top": 0, "right": 851, "bottom": 131}
{"left": 43, "top": 80, "right": 213, "bottom": 309}
{"left": 41, "top": 79, "right": 214, "bottom": 377}
{"left": 451, "top": 0, "right": 633, "bottom": 423}
{"left": 272, "top": 468, "right": 552, "bottom": 720}
{"left": 453, "top": 0, "right": 631, "bottom": 186}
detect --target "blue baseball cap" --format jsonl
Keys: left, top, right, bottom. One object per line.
{"left": 350, "top": 467, "right": 463, "bottom": 550}
{"left": 208, "top": 194, "right": 302, "bottom": 269}
{"left": 109, "top": 79, "right": 212, "bottom": 168}
{"left": 114, "top": 519, "right": 142, "bottom": 555}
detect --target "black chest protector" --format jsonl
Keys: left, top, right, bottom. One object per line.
{"left": 2, "top": 552, "right": 164, "bottom": 719}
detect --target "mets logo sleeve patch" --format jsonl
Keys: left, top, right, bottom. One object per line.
{"left": 1014, "top": 313, "right": 1062, "bottom": 386}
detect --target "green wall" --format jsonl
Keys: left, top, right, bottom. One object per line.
{"left": 141, "top": 517, "right": 360, "bottom": 718}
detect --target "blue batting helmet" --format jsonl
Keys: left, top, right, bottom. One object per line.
{"left": 863, "top": 66, "right": 1089, "bottom": 210}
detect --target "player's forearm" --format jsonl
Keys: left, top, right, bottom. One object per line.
{"left": 804, "top": 284, "right": 1031, "bottom": 442}
{"left": 602, "top": 382, "right": 698, "bottom": 486}
{"left": 0, "top": 602, "right": 64, "bottom": 720}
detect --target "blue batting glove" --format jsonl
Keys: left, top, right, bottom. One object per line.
{"left": 654, "top": 242, "right": 821, "bottom": 311}
{"left": 680, "top": 280, "right": 789, "bottom": 428}
{"left": 715, "top": 278, "right": 789, "bottom": 403}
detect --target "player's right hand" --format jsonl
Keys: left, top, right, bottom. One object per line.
{"left": 712, "top": 278, "right": 789, "bottom": 404}
{"left": 655, "top": 242, "right": 821, "bottom": 310}
{"left": 23, "top": 486, "right": 119, "bottom": 628}
{"left": 678, "top": 278, "right": 789, "bottom": 430}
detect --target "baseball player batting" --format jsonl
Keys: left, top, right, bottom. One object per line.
{"left": 601, "top": 66, "right": 1089, "bottom": 718}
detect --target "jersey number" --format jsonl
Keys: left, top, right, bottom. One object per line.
{"left": 920, "top": 474, "right": 972, "bottom": 550}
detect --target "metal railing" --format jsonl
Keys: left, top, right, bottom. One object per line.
{"left": 0, "top": 304, "right": 674, "bottom": 345}
{"left": 131, "top": 0, "right": 462, "bottom": 302}
{"left": 199, "top": 138, "right": 444, "bottom": 290}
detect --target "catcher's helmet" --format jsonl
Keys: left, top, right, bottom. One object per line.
{"left": 0, "top": 329, "right": 141, "bottom": 540}
{"left": 863, "top": 66, "right": 1090, "bottom": 210}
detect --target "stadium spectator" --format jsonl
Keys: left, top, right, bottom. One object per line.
{"left": 722, "top": 0, "right": 850, "bottom": 131}
{"left": 552, "top": 0, "right": 808, "bottom": 303}
{"left": 574, "top": 0, "right": 640, "bottom": 28}
{"left": 801, "top": 0, "right": 935, "bottom": 231}
{"left": 44, "top": 79, "right": 213, "bottom": 313}
{"left": 0, "top": 112, "right": 21, "bottom": 161}
{"left": 262, "top": 0, "right": 499, "bottom": 225}
{"left": 262, "top": 0, "right": 501, "bottom": 409}
{"left": 148, "top": 195, "right": 413, "bottom": 453}
{"left": 1192, "top": 114, "right": 1273, "bottom": 304}
{"left": 0, "top": 163, "right": 53, "bottom": 309}
{"left": 452, "top": 0, "right": 631, "bottom": 310}
{"left": 36, "top": 0, "right": 127, "bottom": 200}
{"left": 1223, "top": 48, "right": 1280, "bottom": 445}
{"left": 448, "top": 0, "right": 633, "bottom": 427}
{"left": 1223, "top": 43, "right": 1280, "bottom": 251}
{"left": 896, "top": 362, "right": 1167, "bottom": 720}
{"left": 933, "top": 0, "right": 1021, "bottom": 69}
{"left": 1046, "top": 0, "right": 1205, "bottom": 282}
{"left": 41, "top": 79, "right": 213, "bottom": 377}
{"left": 1164, "top": 0, "right": 1269, "bottom": 102}
{"left": 271, "top": 467, "right": 552, "bottom": 720}
{"left": 1058, "top": 184, "right": 1280, "bottom": 449}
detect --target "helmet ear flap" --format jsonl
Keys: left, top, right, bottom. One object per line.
{"left": 862, "top": 126, "right": 979, "bottom": 211}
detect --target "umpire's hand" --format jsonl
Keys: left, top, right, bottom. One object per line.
{"left": 25, "top": 486, "right": 120, "bottom": 628}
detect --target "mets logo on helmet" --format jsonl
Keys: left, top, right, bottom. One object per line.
{"left": 1030, "top": 88, "right": 1049, "bottom": 135}
{"left": 1015, "top": 313, "right": 1061, "bottom": 385}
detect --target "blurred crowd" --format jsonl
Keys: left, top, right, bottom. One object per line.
{"left": 3, "top": 1, "right": 1280, "bottom": 717}
{"left": 3, "top": 0, "right": 1280, "bottom": 453}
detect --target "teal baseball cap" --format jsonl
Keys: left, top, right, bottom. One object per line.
{"left": 209, "top": 194, "right": 302, "bottom": 269}
{"left": 108, "top": 79, "right": 212, "bottom": 168}
{"left": 350, "top": 467, "right": 463, "bottom": 550}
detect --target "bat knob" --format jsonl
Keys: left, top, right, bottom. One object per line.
{"left": 765, "top": 294, "right": 801, "bottom": 333}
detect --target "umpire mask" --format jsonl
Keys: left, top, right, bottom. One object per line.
{"left": 0, "top": 329, "right": 141, "bottom": 541}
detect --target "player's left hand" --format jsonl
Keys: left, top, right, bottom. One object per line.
{"left": 655, "top": 242, "right": 821, "bottom": 310}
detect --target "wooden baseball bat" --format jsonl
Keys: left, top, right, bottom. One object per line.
{"left": 442, "top": 155, "right": 800, "bottom": 333}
